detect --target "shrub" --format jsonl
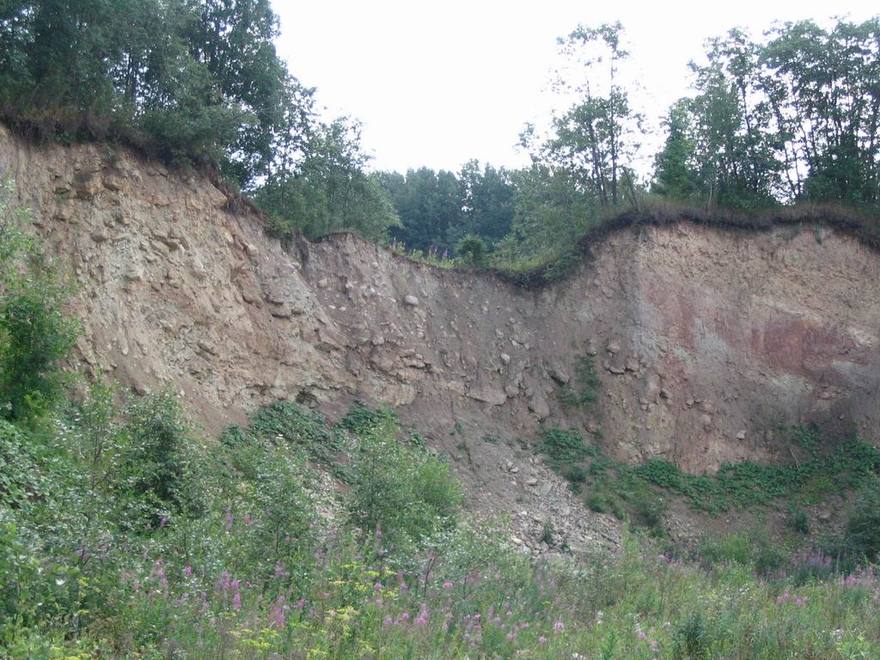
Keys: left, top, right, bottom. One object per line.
{"left": 630, "top": 490, "right": 666, "bottom": 536}
{"left": 788, "top": 506, "right": 810, "bottom": 535}
{"left": 116, "top": 391, "right": 203, "bottom": 527}
{"left": 561, "top": 463, "right": 588, "bottom": 486}
{"left": 338, "top": 400, "right": 398, "bottom": 437}
{"left": 0, "top": 421, "right": 42, "bottom": 507}
{"left": 541, "top": 427, "right": 594, "bottom": 464}
{"left": 455, "top": 234, "right": 488, "bottom": 267}
{"left": 248, "top": 400, "right": 344, "bottom": 468}
{"left": 348, "top": 427, "right": 462, "bottom": 553}
{"left": 842, "top": 478, "right": 880, "bottom": 562}
{"left": 698, "top": 533, "right": 752, "bottom": 567}
{"left": 237, "top": 444, "right": 318, "bottom": 588}
{"left": 557, "top": 354, "right": 600, "bottom": 410}
{"left": 674, "top": 611, "right": 713, "bottom": 659}
{"left": 0, "top": 184, "right": 76, "bottom": 422}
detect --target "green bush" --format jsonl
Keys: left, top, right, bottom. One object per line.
{"left": 248, "top": 400, "right": 344, "bottom": 469}
{"left": 541, "top": 427, "right": 595, "bottom": 464}
{"left": 698, "top": 533, "right": 752, "bottom": 567}
{"left": 674, "top": 611, "right": 714, "bottom": 659}
{"left": 842, "top": 478, "right": 880, "bottom": 562}
{"left": 455, "top": 234, "right": 489, "bottom": 267}
{"left": 630, "top": 490, "right": 666, "bottom": 536}
{"left": 561, "top": 463, "right": 588, "bottom": 486}
{"left": 338, "top": 400, "right": 398, "bottom": 437}
{"left": 235, "top": 443, "right": 318, "bottom": 589}
{"left": 115, "top": 391, "right": 203, "bottom": 528}
{"left": 788, "top": 506, "right": 810, "bottom": 535}
{"left": 348, "top": 427, "right": 462, "bottom": 552}
{"left": 558, "top": 354, "right": 600, "bottom": 410}
{"left": 697, "top": 531, "right": 784, "bottom": 576}
{"left": 0, "top": 421, "right": 42, "bottom": 507}
{"left": 0, "top": 184, "right": 76, "bottom": 422}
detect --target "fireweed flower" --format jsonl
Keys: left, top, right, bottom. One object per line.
{"left": 151, "top": 559, "right": 169, "bottom": 594}
{"left": 216, "top": 571, "right": 232, "bottom": 593}
{"left": 269, "top": 596, "right": 288, "bottom": 629}
{"left": 224, "top": 510, "right": 234, "bottom": 531}
{"left": 415, "top": 603, "right": 429, "bottom": 626}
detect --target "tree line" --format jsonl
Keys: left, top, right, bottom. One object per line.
{"left": 377, "top": 18, "right": 880, "bottom": 266}
{"left": 1, "top": 8, "right": 878, "bottom": 262}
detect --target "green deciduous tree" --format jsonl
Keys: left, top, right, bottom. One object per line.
{"left": 377, "top": 167, "right": 463, "bottom": 252}
{"left": 654, "top": 19, "right": 880, "bottom": 208}
{"left": 254, "top": 118, "right": 400, "bottom": 242}
{"left": 529, "top": 22, "right": 641, "bottom": 207}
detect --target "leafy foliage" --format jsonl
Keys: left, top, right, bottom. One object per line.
{"left": 0, "top": 182, "right": 76, "bottom": 422}
{"left": 540, "top": 427, "right": 597, "bottom": 464}
{"left": 254, "top": 119, "right": 401, "bottom": 242}
{"left": 558, "top": 354, "right": 600, "bottom": 410}
{"left": 841, "top": 478, "right": 880, "bottom": 562}
{"left": 653, "top": 20, "right": 880, "bottom": 208}
{"left": 0, "top": 0, "right": 304, "bottom": 187}
{"left": 347, "top": 412, "right": 462, "bottom": 553}
{"left": 455, "top": 234, "right": 488, "bottom": 267}
{"left": 115, "top": 391, "right": 204, "bottom": 527}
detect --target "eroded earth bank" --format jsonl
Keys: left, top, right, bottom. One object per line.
{"left": 3, "top": 127, "right": 880, "bottom": 551}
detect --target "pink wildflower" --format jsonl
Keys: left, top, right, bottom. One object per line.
{"left": 269, "top": 596, "right": 287, "bottom": 629}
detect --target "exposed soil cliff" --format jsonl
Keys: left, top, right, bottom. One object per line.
{"left": 2, "top": 127, "right": 879, "bottom": 551}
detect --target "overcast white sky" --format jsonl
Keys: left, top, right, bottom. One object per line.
{"left": 274, "top": 1, "right": 876, "bottom": 174}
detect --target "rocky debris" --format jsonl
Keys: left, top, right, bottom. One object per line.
{"left": 528, "top": 392, "right": 550, "bottom": 419}
{"left": 548, "top": 362, "right": 570, "bottom": 384}
{"left": 124, "top": 263, "right": 144, "bottom": 283}
{"left": 468, "top": 386, "right": 507, "bottom": 406}
{"left": 403, "top": 294, "right": 420, "bottom": 306}
{"left": 605, "top": 361, "right": 626, "bottom": 375}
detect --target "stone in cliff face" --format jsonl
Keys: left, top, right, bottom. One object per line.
{"left": 467, "top": 386, "right": 508, "bottom": 406}
{"left": 3, "top": 125, "right": 880, "bottom": 478}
